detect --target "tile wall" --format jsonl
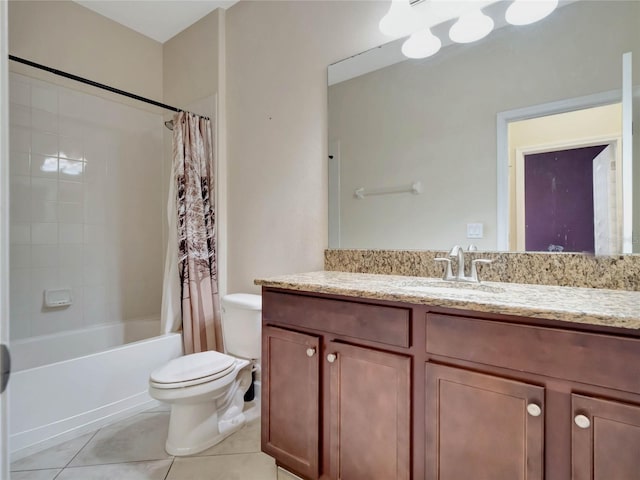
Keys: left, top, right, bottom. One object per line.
{"left": 9, "top": 73, "right": 164, "bottom": 340}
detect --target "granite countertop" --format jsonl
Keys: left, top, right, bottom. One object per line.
{"left": 255, "top": 270, "right": 640, "bottom": 330}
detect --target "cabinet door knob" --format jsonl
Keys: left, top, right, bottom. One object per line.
{"left": 306, "top": 348, "right": 316, "bottom": 357}
{"left": 574, "top": 414, "right": 591, "bottom": 429}
{"left": 327, "top": 353, "right": 337, "bottom": 363}
{"left": 526, "top": 403, "right": 542, "bottom": 417}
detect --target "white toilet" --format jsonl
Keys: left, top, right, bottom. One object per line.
{"left": 149, "top": 293, "right": 262, "bottom": 456}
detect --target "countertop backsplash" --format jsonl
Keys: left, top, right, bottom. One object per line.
{"left": 324, "top": 249, "right": 640, "bottom": 291}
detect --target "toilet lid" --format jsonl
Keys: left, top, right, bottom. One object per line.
{"left": 150, "top": 351, "right": 236, "bottom": 385}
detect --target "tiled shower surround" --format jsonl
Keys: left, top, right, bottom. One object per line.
{"left": 9, "top": 72, "right": 164, "bottom": 340}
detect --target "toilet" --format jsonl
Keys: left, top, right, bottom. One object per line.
{"left": 149, "top": 293, "right": 262, "bottom": 456}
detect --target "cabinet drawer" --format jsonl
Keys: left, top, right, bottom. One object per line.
{"left": 426, "top": 313, "right": 640, "bottom": 393}
{"left": 263, "top": 291, "right": 411, "bottom": 348}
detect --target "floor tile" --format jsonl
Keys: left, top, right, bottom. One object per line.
{"left": 56, "top": 459, "right": 173, "bottom": 480}
{"left": 10, "top": 469, "right": 62, "bottom": 480}
{"left": 277, "top": 467, "right": 304, "bottom": 480}
{"left": 166, "top": 452, "right": 276, "bottom": 480}
{"left": 195, "top": 419, "right": 260, "bottom": 456}
{"left": 69, "top": 413, "right": 171, "bottom": 467}
{"left": 11, "top": 433, "right": 96, "bottom": 471}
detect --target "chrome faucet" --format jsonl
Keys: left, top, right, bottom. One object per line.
{"left": 449, "top": 245, "right": 466, "bottom": 280}
{"left": 435, "top": 245, "right": 492, "bottom": 283}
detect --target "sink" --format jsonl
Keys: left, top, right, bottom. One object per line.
{"left": 399, "top": 279, "right": 505, "bottom": 295}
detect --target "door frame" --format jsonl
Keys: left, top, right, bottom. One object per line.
{"left": 496, "top": 89, "right": 622, "bottom": 250}
{"left": 1, "top": 0, "right": 11, "bottom": 475}
{"left": 514, "top": 136, "right": 622, "bottom": 251}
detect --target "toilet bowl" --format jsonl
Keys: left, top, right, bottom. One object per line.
{"left": 149, "top": 293, "right": 262, "bottom": 456}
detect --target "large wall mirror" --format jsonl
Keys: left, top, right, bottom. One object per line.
{"left": 328, "top": 0, "right": 640, "bottom": 253}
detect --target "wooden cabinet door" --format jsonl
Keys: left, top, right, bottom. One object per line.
{"left": 327, "top": 341, "right": 411, "bottom": 480}
{"left": 262, "top": 326, "right": 320, "bottom": 479}
{"left": 425, "top": 363, "right": 544, "bottom": 480}
{"left": 572, "top": 394, "right": 640, "bottom": 479}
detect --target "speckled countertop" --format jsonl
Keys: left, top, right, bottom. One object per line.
{"left": 255, "top": 271, "right": 640, "bottom": 330}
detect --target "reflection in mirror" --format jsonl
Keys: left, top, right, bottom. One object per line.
{"left": 508, "top": 103, "right": 622, "bottom": 254}
{"left": 328, "top": 0, "right": 640, "bottom": 253}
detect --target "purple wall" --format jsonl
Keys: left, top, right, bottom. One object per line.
{"left": 524, "top": 145, "right": 606, "bottom": 253}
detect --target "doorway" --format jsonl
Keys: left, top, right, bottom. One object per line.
{"left": 522, "top": 144, "right": 613, "bottom": 254}
{"left": 505, "top": 102, "right": 623, "bottom": 252}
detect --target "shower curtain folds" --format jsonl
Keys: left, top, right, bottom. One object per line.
{"left": 162, "top": 111, "right": 222, "bottom": 354}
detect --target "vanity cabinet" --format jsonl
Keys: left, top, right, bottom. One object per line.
{"left": 261, "top": 291, "right": 412, "bottom": 480}
{"left": 425, "top": 312, "right": 640, "bottom": 480}
{"left": 261, "top": 286, "right": 640, "bottom": 480}
{"left": 571, "top": 394, "right": 640, "bottom": 479}
{"left": 327, "top": 341, "right": 410, "bottom": 480}
{"left": 262, "top": 326, "right": 320, "bottom": 479}
{"left": 424, "top": 363, "right": 544, "bottom": 480}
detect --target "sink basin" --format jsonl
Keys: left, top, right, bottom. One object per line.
{"left": 399, "top": 279, "right": 505, "bottom": 295}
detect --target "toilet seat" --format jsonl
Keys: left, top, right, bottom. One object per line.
{"left": 150, "top": 351, "right": 236, "bottom": 389}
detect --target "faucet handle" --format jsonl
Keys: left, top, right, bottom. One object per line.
{"left": 448, "top": 245, "right": 462, "bottom": 256}
{"left": 470, "top": 259, "right": 493, "bottom": 283}
{"left": 467, "top": 244, "right": 478, "bottom": 252}
{"left": 435, "top": 258, "right": 454, "bottom": 281}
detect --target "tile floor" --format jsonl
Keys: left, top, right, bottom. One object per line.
{"left": 10, "top": 406, "right": 298, "bottom": 480}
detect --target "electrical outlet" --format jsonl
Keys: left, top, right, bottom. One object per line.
{"left": 467, "top": 223, "right": 484, "bottom": 239}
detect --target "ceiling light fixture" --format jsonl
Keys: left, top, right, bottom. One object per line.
{"left": 378, "top": 0, "right": 559, "bottom": 60}
{"left": 379, "top": 0, "right": 421, "bottom": 38}
{"left": 449, "top": 9, "right": 494, "bottom": 44}
{"left": 401, "top": 28, "right": 442, "bottom": 59}
{"left": 505, "top": 0, "right": 559, "bottom": 26}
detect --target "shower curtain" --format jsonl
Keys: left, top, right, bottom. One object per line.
{"left": 161, "top": 111, "right": 223, "bottom": 354}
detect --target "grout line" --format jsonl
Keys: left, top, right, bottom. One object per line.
{"left": 163, "top": 457, "right": 176, "bottom": 480}
{"left": 61, "top": 428, "right": 101, "bottom": 470}
{"left": 57, "top": 457, "right": 173, "bottom": 469}
{"left": 10, "top": 467, "right": 65, "bottom": 473}
{"left": 191, "top": 449, "right": 262, "bottom": 459}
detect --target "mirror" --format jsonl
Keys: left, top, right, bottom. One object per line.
{"left": 328, "top": 0, "right": 640, "bottom": 253}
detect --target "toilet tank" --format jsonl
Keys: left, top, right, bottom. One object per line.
{"left": 221, "top": 293, "right": 262, "bottom": 360}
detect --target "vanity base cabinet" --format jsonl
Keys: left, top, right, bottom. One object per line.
{"left": 262, "top": 326, "right": 320, "bottom": 480}
{"left": 571, "top": 394, "right": 640, "bottom": 480}
{"left": 328, "top": 341, "right": 410, "bottom": 480}
{"left": 262, "top": 288, "right": 640, "bottom": 480}
{"left": 261, "top": 291, "right": 412, "bottom": 480}
{"left": 425, "top": 363, "right": 544, "bottom": 480}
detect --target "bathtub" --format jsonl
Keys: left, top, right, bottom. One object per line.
{"left": 9, "top": 318, "right": 183, "bottom": 457}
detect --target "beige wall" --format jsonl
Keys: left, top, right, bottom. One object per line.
{"left": 225, "top": 1, "right": 388, "bottom": 293}
{"left": 163, "top": 9, "right": 219, "bottom": 108}
{"left": 8, "top": 1, "right": 163, "bottom": 102}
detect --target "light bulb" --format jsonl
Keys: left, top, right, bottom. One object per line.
{"left": 505, "top": 0, "right": 558, "bottom": 26}
{"left": 449, "top": 9, "right": 494, "bottom": 44}
{"left": 402, "top": 29, "right": 442, "bottom": 59}
{"left": 379, "top": 0, "right": 420, "bottom": 38}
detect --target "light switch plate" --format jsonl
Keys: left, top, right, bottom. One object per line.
{"left": 467, "top": 223, "right": 484, "bottom": 239}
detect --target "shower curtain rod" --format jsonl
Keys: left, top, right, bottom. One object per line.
{"left": 8, "top": 55, "right": 210, "bottom": 121}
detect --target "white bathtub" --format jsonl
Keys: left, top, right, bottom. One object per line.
{"left": 9, "top": 318, "right": 183, "bottom": 457}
